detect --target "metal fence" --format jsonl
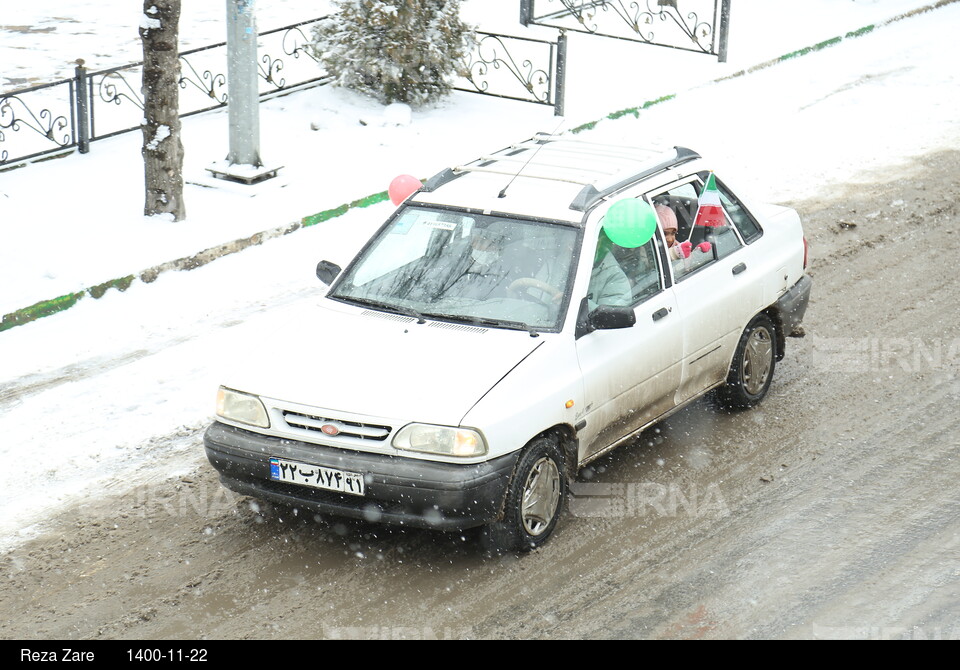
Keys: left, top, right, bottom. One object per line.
{"left": 455, "top": 31, "right": 567, "bottom": 116}
{"left": 520, "top": 0, "right": 731, "bottom": 61}
{"left": 1, "top": 17, "right": 568, "bottom": 170}
{"left": 0, "top": 76, "right": 81, "bottom": 166}
{"left": 1, "top": 17, "right": 330, "bottom": 169}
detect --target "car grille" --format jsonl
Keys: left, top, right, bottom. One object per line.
{"left": 280, "top": 410, "right": 392, "bottom": 443}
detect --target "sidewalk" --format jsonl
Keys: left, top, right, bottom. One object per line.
{"left": 0, "top": 0, "right": 951, "bottom": 332}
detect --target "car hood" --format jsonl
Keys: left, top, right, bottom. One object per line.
{"left": 222, "top": 300, "right": 544, "bottom": 426}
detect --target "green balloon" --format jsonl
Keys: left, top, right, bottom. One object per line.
{"left": 602, "top": 199, "right": 658, "bottom": 249}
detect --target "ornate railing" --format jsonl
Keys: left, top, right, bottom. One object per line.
{"left": 521, "top": 0, "right": 730, "bottom": 60}
{"left": 0, "top": 17, "right": 331, "bottom": 168}
{"left": 0, "top": 78, "right": 78, "bottom": 165}
{"left": 1, "top": 14, "right": 576, "bottom": 169}
{"left": 455, "top": 31, "right": 566, "bottom": 115}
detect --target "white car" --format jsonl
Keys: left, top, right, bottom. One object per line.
{"left": 204, "top": 133, "right": 811, "bottom": 552}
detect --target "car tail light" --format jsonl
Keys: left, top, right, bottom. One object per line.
{"left": 802, "top": 237, "right": 809, "bottom": 269}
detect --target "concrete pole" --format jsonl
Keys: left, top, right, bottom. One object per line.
{"left": 225, "top": 0, "right": 261, "bottom": 166}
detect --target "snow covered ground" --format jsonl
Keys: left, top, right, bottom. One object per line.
{"left": 1, "top": 0, "right": 958, "bottom": 550}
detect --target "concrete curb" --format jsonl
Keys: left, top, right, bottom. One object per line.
{"left": 2, "top": 0, "right": 955, "bottom": 334}
{"left": 0, "top": 191, "right": 389, "bottom": 333}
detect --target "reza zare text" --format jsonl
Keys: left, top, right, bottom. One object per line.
{"left": 20, "top": 650, "right": 94, "bottom": 662}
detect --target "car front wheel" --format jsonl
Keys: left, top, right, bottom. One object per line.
{"left": 480, "top": 436, "right": 566, "bottom": 554}
{"left": 717, "top": 313, "right": 777, "bottom": 410}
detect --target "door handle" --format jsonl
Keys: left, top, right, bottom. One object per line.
{"left": 652, "top": 307, "right": 670, "bottom": 321}
{"left": 732, "top": 262, "right": 747, "bottom": 275}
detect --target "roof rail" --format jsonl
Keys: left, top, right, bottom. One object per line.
{"left": 569, "top": 146, "right": 701, "bottom": 212}
{"left": 419, "top": 134, "right": 701, "bottom": 211}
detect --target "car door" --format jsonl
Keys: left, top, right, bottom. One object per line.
{"left": 574, "top": 227, "right": 683, "bottom": 464}
{"left": 654, "top": 177, "right": 764, "bottom": 405}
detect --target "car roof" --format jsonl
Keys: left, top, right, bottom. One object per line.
{"left": 411, "top": 133, "right": 702, "bottom": 224}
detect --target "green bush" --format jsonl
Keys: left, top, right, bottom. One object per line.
{"left": 311, "top": 0, "right": 475, "bottom": 107}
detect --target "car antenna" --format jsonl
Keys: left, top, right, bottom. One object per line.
{"left": 498, "top": 119, "right": 566, "bottom": 199}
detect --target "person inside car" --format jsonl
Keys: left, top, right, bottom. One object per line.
{"left": 506, "top": 228, "right": 632, "bottom": 313}
{"left": 436, "top": 221, "right": 527, "bottom": 301}
{"left": 657, "top": 204, "right": 690, "bottom": 261}
{"left": 658, "top": 203, "right": 712, "bottom": 268}
{"left": 586, "top": 229, "right": 632, "bottom": 311}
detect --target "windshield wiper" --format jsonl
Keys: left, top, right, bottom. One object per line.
{"left": 338, "top": 296, "right": 426, "bottom": 323}
{"left": 422, "top": 312, "right": 540, "bottom": 337}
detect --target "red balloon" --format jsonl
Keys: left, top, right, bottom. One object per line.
{"left": 388, "top": 174, "right": 421, "bottom": 205}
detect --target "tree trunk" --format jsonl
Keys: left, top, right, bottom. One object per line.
{"left": 140, "top": 0, "right": 185, "bottom": 220}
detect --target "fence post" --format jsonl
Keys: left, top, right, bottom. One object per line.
{"left": 74, "top": 59, "right": 90, "bottom": 154}
{"left": 554, "top": 31, "right": 567, "bottom": 117}
{"left": 520, "top": 0, "right": 533, "bottom": 26}
{"left": 717, "top": 0, "right": 731, "bottom": 63}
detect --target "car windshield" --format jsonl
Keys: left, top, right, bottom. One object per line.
{"left": 330, "top": 206, "right": 580, "bottom": 331}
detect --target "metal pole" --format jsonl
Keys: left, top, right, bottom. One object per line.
{"left": 74, "top": 59, "right": 90, "bottom": 154}
{"left": 554, "top": 31, "right": 567, "bottom": 117}
{"left": 717, "top": 0, "right": 732, "bottom": 63}
{"left": 520, "top": 0, "right": 533, "bottom": 26}
{"left": 225, "top": 0, "right": 261, "bottom": 166}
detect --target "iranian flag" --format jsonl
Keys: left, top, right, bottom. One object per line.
{"left": 693, "top": 172, "right": 726, "bottom": 227}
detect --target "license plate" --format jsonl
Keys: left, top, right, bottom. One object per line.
{"left": 269, "top": 457, "right": 365, "bottom": 496}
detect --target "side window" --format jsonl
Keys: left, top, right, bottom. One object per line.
{"left": 653, "top": 176, "right": 745, "bottom": 282}
{"left": 652, "top": 182, "right": 699, "bottom": 242}
{"left": 609, "top": 237, "right": 662, "bottom": 305}
{"left": 587, "top": 229, "right": 634, "bottom": 311}
{"left": 650, "top": 181, "right": 712, "bottom": 282}
{"left": 709, "top": 174, "right": 763, "bottom": 243}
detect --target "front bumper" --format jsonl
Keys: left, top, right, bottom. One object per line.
{"left": 204, "top": 422, "right": 519, "bottom": 531}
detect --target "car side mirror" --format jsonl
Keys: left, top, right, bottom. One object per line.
{"left": 575, "top": 299, "right": 635, "bottom": 338}
{"left": 591, "top": 304, "right": 636, "bottom": 330}
{"left": 316, "top": 260, "right": 341, "bottom": 285}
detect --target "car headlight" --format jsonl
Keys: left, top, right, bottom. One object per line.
{"left": 216, "top": 387, "right": 270, "bottom": 428}
{"left": 392, "top": 424, "right": 487, "bottom": 458}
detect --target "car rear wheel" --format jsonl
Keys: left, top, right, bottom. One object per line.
{"left": 480, "top": 436, "right": 566, "bottom": 554}
{"left": 717, "top": 313, "right": 777, "bottom": 410}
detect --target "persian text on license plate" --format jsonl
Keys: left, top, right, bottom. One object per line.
{"left": 269, "top": 457, "right": 365, "bottom": 496}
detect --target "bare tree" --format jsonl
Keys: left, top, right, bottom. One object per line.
{"left": 140, "top": 0, "right": 185, "bottom": 220}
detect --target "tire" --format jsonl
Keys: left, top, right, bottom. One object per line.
{"left": 480, "top": 437, "right": 567, "bottom": 554}
{"left": 716, "top": 313, "right": 777, "bottom": 410}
